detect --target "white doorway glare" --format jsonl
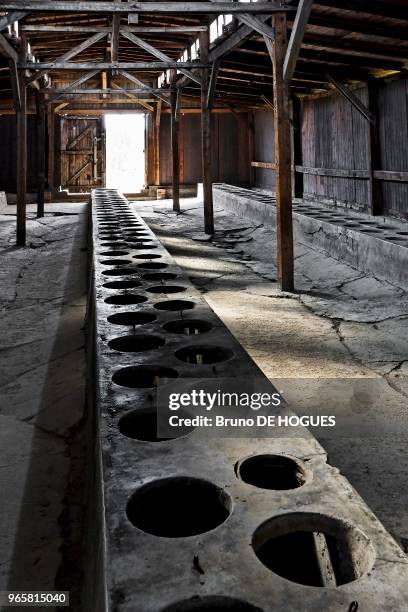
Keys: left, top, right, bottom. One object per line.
{"left": 105, "top": 113, "right": 145, "bottom": 193}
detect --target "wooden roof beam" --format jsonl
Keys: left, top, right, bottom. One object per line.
{"left": 327, "top": 74, "right": 375, "bottom": 123}
{"left": 119, "top": 68, "right": 171, "bottom": 104}
{"left": 122, "top": 31, "right": 201, "bottom": 85}
{"left": 1, "top": 2, "right": 296, "bottom": 14}
{"left": 0, "top": 11, "right": 29, "bottom": 31}
{"left": 47, "top": 69, "right": 100, "bottom": 102}
{"left": 284, "top": 0, "right": 313, "bottom": 81}
{"left": 0, "top": 31, "right": 18, "bottom": 62}
{"left": 26, "top": 31, "right": 107, "bottom": 84}
{"left": 21, "top": 61, "right": 207, "bottom": 70}
{"left": 22, "top": 25, "right": 208, "bottom": 33}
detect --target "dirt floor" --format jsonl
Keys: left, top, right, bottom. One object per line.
{"left": 0, "top": 203, "right": 88, "bottom": 609}
{"left": 135, "top": 196, "right": 408, "bottom": 554}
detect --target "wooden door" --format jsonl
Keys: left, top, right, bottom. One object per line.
{"left": 60, "top": 117, "right": 105, "bottom": 192}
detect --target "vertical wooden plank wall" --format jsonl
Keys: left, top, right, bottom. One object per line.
{"left": 377, "top": 79, "right": 408, "bottom": 218}
{"left": 158, "top": 112, "right": 250, "bottom": 187}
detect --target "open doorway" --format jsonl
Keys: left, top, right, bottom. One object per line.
{"left": 105, "top": 113, "right": 145, "bottom": 193}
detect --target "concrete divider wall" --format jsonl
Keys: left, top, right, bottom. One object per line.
{"left": 213, "top": 184, "right": 408, "bottom": 288}
{"left": 90, "top": 188, "right": 408, "bottom": 611}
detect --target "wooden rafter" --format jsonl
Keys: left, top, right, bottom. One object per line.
{"left": 283, "top": 0, "right": 313, "bottom": 82}
{"left": 1, "top": 2, "right": 295, "bottom": 14}
{"left": 122, "top": 31, "right": 201, "bottom": 85}
{"left": 26, "top": 32, "right": 107, "bottom": 84}
{"left": 119, "top": 69, "right": 170, "bottom": 105}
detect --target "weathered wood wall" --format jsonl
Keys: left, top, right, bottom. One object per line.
{"left": 301, "top": 87, "right": 370, "bottom": 209}
{"left": 253, "top": 109, "right": 275, "bottom": 190}
{"left": 0, "top": 115, "right": 39, "bottom": 192}
{"left": 252, "top": 76, "right": 408, "bottom": 219}
{"left": 159, "top": 111, "right": 250, "bottom": 186}
{"left": 377, "top": 79, "right": 408, "bottom": 218}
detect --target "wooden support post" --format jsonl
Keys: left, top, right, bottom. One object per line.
{"left": 47, "top": 104, "right": 56, "bottom": 193}
{"left": 199, "top": 29, "right": 214, "bottom": 235}
{"left": 36, "top": 91, "right": 46, "bottom": 217}
{"left": 292, "top": 95, "right": 304, "bottom": 199}
{"left": 367, "top": 79, "right": 382, "bottom": 216}
{"left": 154, "top": 99, "right": 162, "bottom": 186}
{"left": 170, "top": 69, "right": 180, "bottom": 212}
{"left": 248, "top": 110, "right": 255, "bottom": 187}
{"left": 16, "top": 34, "right": 27, "bottom": 246}
{"left": 272, "top": 13, "right": 294, "bottom": 292}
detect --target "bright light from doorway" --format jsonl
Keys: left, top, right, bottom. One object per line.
{"left": 105, "top": 113, "right": 145, "bottom": 193}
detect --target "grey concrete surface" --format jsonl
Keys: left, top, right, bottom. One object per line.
{"left": 135, "top": 196, "right": 408, "bottom": 554}
{"left": 92, "top": 190, "right": 408, "bottom": 611}
{"left": 213, "top": 184, "right": 408, "bottom": 287}
{"left": 0, "top": 204, "right": 88, "bottom": 611}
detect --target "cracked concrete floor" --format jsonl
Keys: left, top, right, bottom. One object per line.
{"left": 0, "top": 203, "right": 88, "bottom": 610}
{"left": 135, "top": 197, "right": 408, "bottom": 553}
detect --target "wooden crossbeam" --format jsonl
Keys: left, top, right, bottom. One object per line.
{"left": 48, "top": 87, "right": 171, "bottom": 95}
{"left": 66, "top": 125, "right": 93, "bottom": 150}
{"left": 111, "top": 15, "right": 121, "bottom": 63}
{"left": 110, "top": 81, "right": 154, "bottom": 112}
{"left": 206, "top": 60, "right": 219, "bottom": 110}
{"left": 327, "top": 74, "right": 375, "bottom": 123}
{"left": 68, "top": 160, "right": 92, "bottom": 184}
{"left": 21, "top": 61, "right": 207, "bottom": 70}
{"left": 122, "top": 31, "right": 201, "bottom": 85}
{"left": 0, "top": 11, "right": 29, "bottom": 31}
{"left": 26, "top": 32, "right": 106, "bottom": 85}
{"left": 47, "top": 69, "right": 100, "bottom": 102}
{"left": 283, "top": 0, "right": 313, "bottom": 81}
{"left": 21, "top": 25, "right": 208, "bottom": 33}
{"left": 0, "top": 32, "right": 18, "bottom": 62}
{"left": 209, "top": 15, "right": 270, "bottom": 63}
{"left": 119, "top": 69, "right": 171, "bottom": 105}
{"left": 1, "top": 2, "right": 295, "bottom": 14}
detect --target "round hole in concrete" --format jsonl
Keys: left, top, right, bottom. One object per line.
{"left": 163, "top": 319, "right": 212, "bottom": 335}
{"left": 361, "top": 221, "right": 378, "bottom": 226}
{"left": 108, "top": 333, "right": 165, "bottom": 352}
{"left": 119, "top": 407, "right": 195, "bottom": 442}
{"left": 103, "top": 279, "right": 142, "bottom": 289}
{"left": 131, "top": 244, "right": 158, "bottom": 250}
{"left": 104, "top": 294, "right": 147, "bottom": 305}
{"left": 100, "top": 258, "right": 132, "bottom": 266}
{"left": 126, "top": 476, "right": 231, "bottom": 537}
{"left": 100, "top": 242, "right": 128, "bottom": 248}
{"left": 147, "top": 285, "right": 186, "bottom": 294}
{"left": 175, "top": 345, "right": 233, "bottom": 365}
{"left": 118, "top": 408, "right": 174, "bottom": 442}
{"left": 138, "top": 262, "right": 168, "bottom": 270}
{"left": 133, "top": 253, "right": 162, "bottom": 260}
{"left": 377, "top": 225, "right": 398, "bottom": 230}
{"left": 252, "top": 512, "right": 375, "bottom": 587}
{"left": 143, "top": 272, "right": 177, "bottom": 281}
{"left": 100, "top": 250, "right": 130, "bottom": 257}
{"left": 359, "top": 229, "right": 381, "bottom": 234}
{"left": 112, "top": 364, "right": 178, "bottom": 388}
{"left": 154, "top": 300, "right": 194, "bottom": 312}
{"left": 101, "top": 267, "right": 140, "bottom": 276}
{"left": 396, "top": 231, "right": 408, "bottom": 236}
{"left": 160, "top": 596, "right": 264, "bottom": 611}
{"left": 107, "top": 312, "right": 156, "bottom": 326}
{"left": 235, "top": 454, "right": 307, "bottom": 490}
